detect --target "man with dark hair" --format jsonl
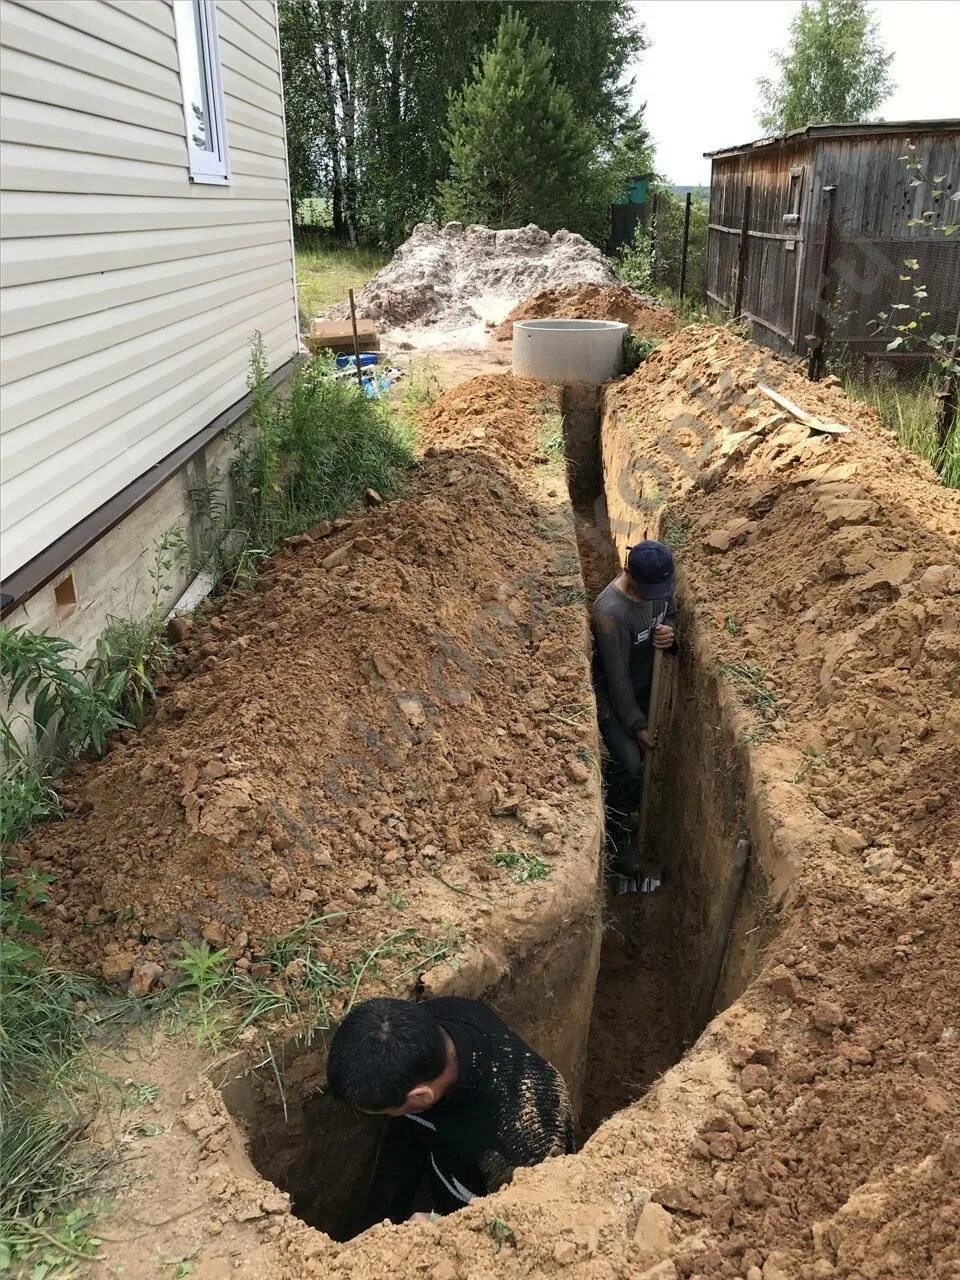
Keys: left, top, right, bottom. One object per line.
{"left": 591, "top": 539, "right": 678, "bottom": 876}
{"left": 327, "top": 996, "right": 573, "bottom": 1228}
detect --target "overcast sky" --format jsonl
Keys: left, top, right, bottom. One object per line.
{"left": 630, "top": 0, "right": 960, "bottom": 185}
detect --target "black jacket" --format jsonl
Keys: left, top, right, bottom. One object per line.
{"left": 361, "top": 998, "right": 573, "bottom": 1228}
{"left": 591, "top": 584, "right": 679, "bottom": 733}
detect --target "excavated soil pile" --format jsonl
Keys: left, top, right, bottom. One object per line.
{"left": 10, "top": 377, "right": 598, "bottom": 998}
{"left": 492, "top": 283, "right": 675, "bottom": 342}
{"left": 326, "top": 222, "right": 616, "bottom": 332}
{"left": 275, "top": 328, "right": 960, "bottom": 1280}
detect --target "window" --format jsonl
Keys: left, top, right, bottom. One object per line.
{"left": 173, "top": 0, "right": 229, "bottom": 184}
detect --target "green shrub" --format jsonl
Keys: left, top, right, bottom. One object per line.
{"left": 221, "top": 337, "right": 413, "bottom": 578}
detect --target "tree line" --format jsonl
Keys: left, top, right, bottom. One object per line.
{"left": 280, "top": 0, "right": 897, "bottom": 258}
{"left": 279, "top": 0, "right": 651, "bottom": 249}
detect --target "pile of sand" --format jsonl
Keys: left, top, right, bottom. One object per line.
{"left": 326, "top": 222, "right": 617, "bottom": 336}
{"left": 492, "top": 282, "right": 675, "bottom": 341}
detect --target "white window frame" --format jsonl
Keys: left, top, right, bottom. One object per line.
{"left": 173, "top": 0, "right": 230, "bottom": 185}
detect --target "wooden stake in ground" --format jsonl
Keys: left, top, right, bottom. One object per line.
{"left": 637, "top": 643, "right": 665, "bottom": 854}
{"left": 615, "top": 644, "right": 668, "bottom": 895}
{"left": 348, "top": 288, "right": 364, "bottom": 392}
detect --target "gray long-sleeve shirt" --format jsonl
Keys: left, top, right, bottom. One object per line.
{"left": 590, "top": 582, "right": 678, "bottom": 733}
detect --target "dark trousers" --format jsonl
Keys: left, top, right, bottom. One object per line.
{"left": 598, "top": 713, "right": 644, "bottom": 832}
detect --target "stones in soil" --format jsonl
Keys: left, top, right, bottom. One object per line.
{"left": 24, "top": 376, "right": 591, "bottom": 1004}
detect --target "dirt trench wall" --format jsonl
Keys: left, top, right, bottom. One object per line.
{"left": 284, "top": 327, "right": 960, "bottom": 1280}
{"left": 600, "top": 374, "right": 785, "bottom": 1048}
{"left": 203, "top": 373, "right": 609, "bottom": 1245}
{"left": 218, "top": 909, "right": 602, "bottom": 1241}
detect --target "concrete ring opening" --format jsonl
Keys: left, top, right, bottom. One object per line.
{"left": 512, "top": 319, "right": 628, "bottom": 384}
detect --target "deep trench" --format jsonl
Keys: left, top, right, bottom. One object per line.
{"left": 219, "top": 383, "right": 778, "bottom": 1241}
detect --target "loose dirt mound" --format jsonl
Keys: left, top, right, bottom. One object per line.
{"left": 492, "top": 283, "right": 675, "bottom": 341}
{"left": 597, "top": 326, "right": 960, "bottom": 1277}
{"left": 274, "top": 328, "right": 960, "bottom": 1279}
{"left": 326, "top": 222, "right": 617, "bottom": 332}
{"left": 417, "top": 374, "right": 551, "bottom": 469}
{"left": 11, "top": 378, "right": 597, "bottom": 1001}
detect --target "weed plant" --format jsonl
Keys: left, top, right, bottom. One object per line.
{"left": 536, "top": 402, "right": 566, "bottom": 464}
{"left": 840, "top": 364, "right": 958, "bottom": 487}
{"left": 293, "top": 237, "right": 388, "bottom": 319}
{"left": 164, "top": 920, "right": 460, "bottom": 1048}
{"left": 492, "top": 850, "right": 552, "bottom": 883}
{"left": 622, "top": 332, "right": 657, "bottom": 373}
{"left": 217, "top": 337, "right": 413, "bottom": 581}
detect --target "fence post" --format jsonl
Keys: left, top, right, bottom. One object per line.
{"left": 678, "top": 191, "right": 693, "bottom": 301}
{"left": 733, "top": 185, "right": 752, "bottom": 318}
{"left": 807, "top": 184, "right": 838, "bottom": 381}
{"left": 936, "top": 372, "right": 958, "bottom": 461}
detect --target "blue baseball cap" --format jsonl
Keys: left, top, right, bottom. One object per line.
{"left": 627, "top": 540, "right": 675, "bottom": 600}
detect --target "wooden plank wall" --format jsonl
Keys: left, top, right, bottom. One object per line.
{"left": 707, "top": 140, "right": 813, "bottom": 350}
{"left": 708, "top": 127, "right": 960, "bottom": 361}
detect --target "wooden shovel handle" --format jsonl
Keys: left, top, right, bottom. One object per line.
{"left": 637, "top": 643, "right": 665, "bottom": 837}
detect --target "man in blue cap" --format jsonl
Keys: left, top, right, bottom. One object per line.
{"left": 590, "top": 539, "right": 678, "bottom": 876}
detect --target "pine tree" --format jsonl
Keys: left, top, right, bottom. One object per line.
{"left": 439, "top": 11, "right": 594, "bottom": 231}
{"left": 758, "top": 0, "right": 893, "bottom": 133}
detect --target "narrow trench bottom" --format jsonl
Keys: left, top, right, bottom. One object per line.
{"left": 563, "top": 385, "right": 686, "bottom": 1138}
{"left": 222, "top": 382, "right": 774, "bottom": 1237}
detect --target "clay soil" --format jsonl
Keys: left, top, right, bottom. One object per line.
{"left": 492, "top": 283, "right": 676, "bottom": 342}
{"left": 10, "top": 375, "right": 598, "bottom": 1005}
{"left": 265, "top": 327, "right": 958, "bottom": 1280}
{"left": 12, "top": 328, "right": 960, "bottom": 1280}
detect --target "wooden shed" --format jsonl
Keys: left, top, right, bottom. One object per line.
{"left": 704, "top": 120, "right": 960, "bottom": 366}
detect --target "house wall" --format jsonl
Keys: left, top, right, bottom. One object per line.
{"left": 0, "top": 0, "right": 299, "bottom": 585}
{"left": 3, "top": 423, "right": 235, "bottom": 660}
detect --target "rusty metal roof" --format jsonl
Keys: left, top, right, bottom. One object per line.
{"left": 704, "top": 118, "right": 960, "bottom": 160}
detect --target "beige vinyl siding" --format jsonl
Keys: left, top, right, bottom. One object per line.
{"left": 0, "top": 0, "right": 298, "bottom": 580}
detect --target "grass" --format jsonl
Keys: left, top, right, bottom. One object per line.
{"left": 0, "top": 876, "right": 106, "bottom": 1275}
{"left": 294, "top": 237, "right": 389, "bottom": 320}
{"left": 789, "top": 746, "right": 828, "bottom": 784}
{"left": 660, "top": 518, "right": 689, "bottom": 550}
{"left": 649, "top": 285, "right": 713, "bottom": 326}
{"left": 841, "top": 365, "right": 959, "bottom": 487}
{"left": 163, "top": 919, "right": 461, "bottom": 1049}
{"left": 537, "top": 402, "right": 566, "bottom": 464}
{"left": 716, "top": 659, "right": 782, "bottom": 720}
{"left": 492, "top": 850, "right": 552, "bottom": 884}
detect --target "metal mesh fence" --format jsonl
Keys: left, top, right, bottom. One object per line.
{"left": 821, "top": 232, "right": 960, "bottom": 360}
{"left": 641, "top": 193, "right": 710, "bottom": 301}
